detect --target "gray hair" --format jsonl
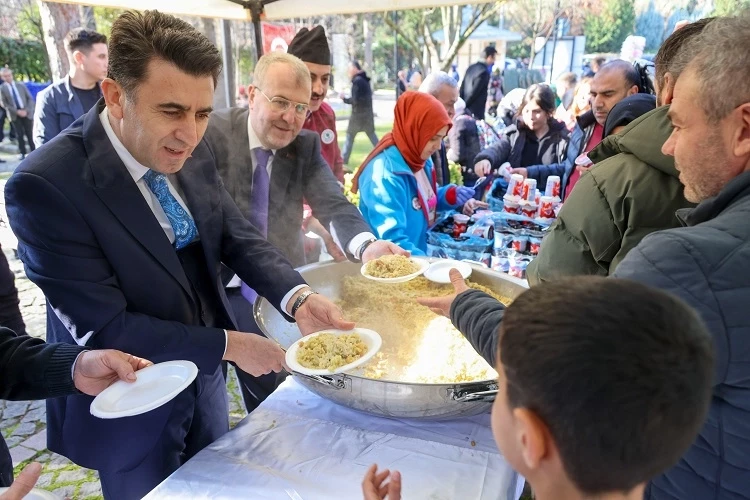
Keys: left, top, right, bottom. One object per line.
{"left": 252, "top": 52, "right": 311, "bottom": 91}
{"left": 677, "top": 12, "right": 750, "bottom": 123}
{"left": 418, "top": 71, "right": 457, "bottom": 97}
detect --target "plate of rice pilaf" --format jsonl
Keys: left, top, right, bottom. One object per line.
{"left": 361, "top": 255, "right": 429, "bottom": 283}
{"left": 286, "top": 328, "right": 382, "bottom": 376}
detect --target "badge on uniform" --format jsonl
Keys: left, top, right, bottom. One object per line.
{"left": 412, "top": 196, "right": 422, "bottom": 211}
{"left": 321, "top": 129, "right": 335, "bottom": 144}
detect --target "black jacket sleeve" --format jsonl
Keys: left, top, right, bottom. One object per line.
{"left": 447, "top": 117, "right": 481, "bottom": 168}
{"left": 473, "top": 135, "right": 512, "bottom": 170}
{"left": 0, "top": 327, "right": 85, "bottom": 401}
{"left": 345, "top": 76, "right": 371, "bottom": 109}
{"left": 449, "top": 289, "right": 506, "bottom": 367}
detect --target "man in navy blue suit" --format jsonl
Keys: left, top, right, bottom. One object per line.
{"left": 4, "top": 10, "right": 354, "bottom": 500}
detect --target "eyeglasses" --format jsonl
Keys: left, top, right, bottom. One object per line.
{"left": 255, "top": 88, "right": 310, "bottom": 118}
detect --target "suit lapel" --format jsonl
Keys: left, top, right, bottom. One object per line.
{"left": 230, "top": 110, "right": 255, "bottom": 219}
{"left": 270, "top": 141, "right": 296, "bottom": 209}
{"left": 84, "top": 103, "right": 194, "bottom": 298}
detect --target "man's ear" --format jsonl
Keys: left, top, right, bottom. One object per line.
{"left": 247, "top": 85, "right": 257, "bottom": 109}
{"left": 732, "top": 103, "right": 750, "bottom": 159}
{"left": 72, "top": 50, "right": 85, "bottom": 67}
{"left": 661, "top": 73, "right": 675, "bottom": 105}
{"left": 512, "top": 408, "right": 551, "bottom": 470}
{"left": 101, "top": 78, "right": 125, "bottom": 120}
{"left": 627, "top": 84, "right": 639, "bottom": 96}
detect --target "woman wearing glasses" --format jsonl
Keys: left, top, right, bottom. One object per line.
{"left": 350, "top": 92, "right": 475, "bottom": 255}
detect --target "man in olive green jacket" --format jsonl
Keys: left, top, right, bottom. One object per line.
{"left": 526, "top": 19, "right": 711, "bottom": 284}
{"left": 527, "top": 106, "right": 694, "bottom": 283}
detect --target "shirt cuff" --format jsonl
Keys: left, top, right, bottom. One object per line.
{"left": 223, "top": 329, "right": 228, "bottom": 358}
{"left": 70, "top": 350, "right": 87, "bottom": 381}
{"left": 348, "top": 232, "right": 377, "bottom": 259}
{"left": 281, "top": 284, "right": 310, "bottom": 316}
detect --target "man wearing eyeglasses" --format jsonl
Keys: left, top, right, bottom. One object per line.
{"left": 204, "top": 52, "right": 405, "bottom": 412}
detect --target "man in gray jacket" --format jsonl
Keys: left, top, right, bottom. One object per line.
{"left": 420, "top": 13, "right": 750, "bottom": 499}
{"left": 612, "top": 13, "right": 750, "bottom": 499}
{"left": 0, "top": 68, "right": 34, "bottom": 160}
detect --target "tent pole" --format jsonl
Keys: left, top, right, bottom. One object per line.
{"left": 393, "top": 10, "right": 398, "bottom": 97}
{"left": 221, "top": 20, "right": 235, "bottom": 109}
{"left": 249, "top": 1, "right": 264, "bottom": 61}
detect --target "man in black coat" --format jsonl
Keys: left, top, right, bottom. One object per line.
{"left": 341, "top": 60, "right": 378, "bottom": 164}
{"left": 1, "top": 327, "right": 151, "bottom": 491}
{"left": 459, "top": 46, "right": 497, "bottom": 120}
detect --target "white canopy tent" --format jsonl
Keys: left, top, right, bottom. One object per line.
{"left": 41, "top": 0, "right": 495, "bottom": 21}
{"left": 42, "top": 0, "right": 495, "bottom": 105}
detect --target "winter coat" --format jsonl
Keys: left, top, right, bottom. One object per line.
{"left": 358, "top": 145, "right": 460, "bottom": 255}
{"left": 527, "top": 106, "right": 695, "bottom": 283}
{"left": 615, "top": 169, "right": 750, "bottom": 500}
{"left": 343, "top": 71, "right": 375, "bottom": 129}
{"left": 473, "top": 118, "right": 569, "bottom": 172}
{"left": 460, "top": 61, "right": 490, "bottom": 120}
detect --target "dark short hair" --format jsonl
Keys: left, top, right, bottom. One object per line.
{"left": 483, "top": 46, "right": 498, "bottom": 58}
{"left": 351, "top": 60, "right": 362, "bottom": 71}
{"left": 499, "top": 277, "right": 714, "bottom": 495}
{"left": 654, "top": 17, "right": 713, "bottom": 96}
{"left": 65, "top": 28, "right": 107, "bottom": 55}
{"left": 518, "top": 84, "right": 556, "bottom": 119}
{"left": 108, "top": 10, "right": 222, "bottom": 98}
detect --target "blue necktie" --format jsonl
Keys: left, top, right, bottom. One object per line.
{"left": 143, "top": 170, "right": 198, "bottom": 250}
{"left": 241, "top": 148, "right": 273, "bottom": 304}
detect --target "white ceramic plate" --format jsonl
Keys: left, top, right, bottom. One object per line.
{"left": 360, "top": 257, "right": 430, "bottom": 283}
{"left": 286, "top": 328, "right": 382, "bottom": 376}
{"left": 90, "top": 360, "right": 198, "bottom": 419}
{"left": 0, "top": 488, "right": 62, "bottom": 499}
{"left": 423, "top": 259, "right": 473, "bottom": 284}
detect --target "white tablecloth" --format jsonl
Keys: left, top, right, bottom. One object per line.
{"left": 145, "top": 378, "right": 525, "bottom": 499}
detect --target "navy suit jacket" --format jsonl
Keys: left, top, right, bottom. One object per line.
{"left": 33, "top": 76, "right": 101, "bottom": 147}
{"left": 4, "top": 102, "right": 307, "bottom": 472}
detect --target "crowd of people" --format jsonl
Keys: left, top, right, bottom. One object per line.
{"left": 0, "top": 8, "right": 748, "bottom": 500}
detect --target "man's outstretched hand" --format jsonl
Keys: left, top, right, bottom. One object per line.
{"left": 416, "top": 268, "right": 470, "bottom": 318}
{"left": 73, "top": 350, "right": 153, "bottom": 396}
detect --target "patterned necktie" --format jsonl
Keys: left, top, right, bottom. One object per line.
{"left": 241, "top": 148, "right": 273, "bottom": 304}
{"left": 142, "top": 169, "right": 198, "bottom": 250}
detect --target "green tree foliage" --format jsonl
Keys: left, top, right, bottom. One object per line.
{"left": 712, "top": 0, "right": 750, "bottom": 15}
{"left": 584, "top": 0, "right": 636, "bottom": 53}
{"left": 0, "top": 38, "right": 50, "bottom": 81}
{"left": 93, "top": 7, "right": 127, "bottom": 38}
{"left": 635, "top": 1, "right": 665, "bottom": 52}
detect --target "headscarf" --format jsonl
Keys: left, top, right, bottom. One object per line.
{"left": 351, "top": 91, "right": 452, "bottom": 193}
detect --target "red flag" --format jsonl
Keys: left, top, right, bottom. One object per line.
{"left": 261, "top": 22, "right": 297, "bottom": 54}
